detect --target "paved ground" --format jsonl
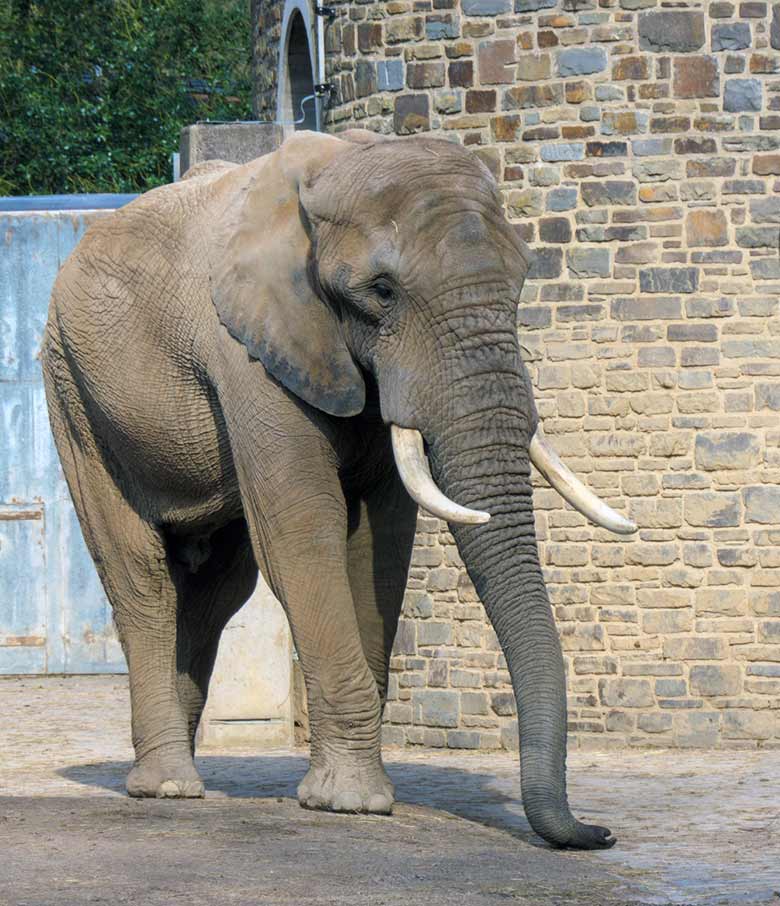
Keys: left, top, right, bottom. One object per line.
{"left": 1, "top": 676, "right": 778, "bottom": 906}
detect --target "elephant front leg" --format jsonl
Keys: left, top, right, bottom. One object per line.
{"left": 345, "top": 466, "right": 418, "bottom": 710}
{"left": 232, "top": 450, "right": 394, "bottom": 814}
{"left": 270, "top": 510, "right": 393, "bottom": 814}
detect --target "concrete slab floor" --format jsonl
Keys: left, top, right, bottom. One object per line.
{"left": 0, "top": 676, "right": 777, "bottom": 906}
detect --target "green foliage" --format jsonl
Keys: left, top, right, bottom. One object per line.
{"left": 0, "top": 0, "right": 252, "bottom": 195}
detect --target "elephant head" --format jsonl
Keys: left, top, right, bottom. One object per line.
{"left": 211, "top": 131, "right": 636, "bottom": 849}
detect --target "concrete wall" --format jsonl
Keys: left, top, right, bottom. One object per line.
{"left": 255, "top": 0, "right": 780, "bottom": 750}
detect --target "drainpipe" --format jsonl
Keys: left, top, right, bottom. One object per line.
{"left": 314, "top": 5, "right": 335, "bottom": 130}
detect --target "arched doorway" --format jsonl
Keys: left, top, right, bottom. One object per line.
{"left": 276, "top": 3, "right": 319, "bottom": 132}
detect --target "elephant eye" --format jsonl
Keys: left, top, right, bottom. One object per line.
{"left": 371, "top": 278, "right": 395, "bottom": 304}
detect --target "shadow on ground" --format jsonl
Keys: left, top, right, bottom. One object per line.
{"left": 61, "top": 754, "right": 541, "bottom": 845}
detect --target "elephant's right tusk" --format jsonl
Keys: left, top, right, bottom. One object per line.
{"left": 529, "top": 430, "right": 637, "bottom": 535}
{"left": 390, "top": 425, "right": 491, "bottom": 525}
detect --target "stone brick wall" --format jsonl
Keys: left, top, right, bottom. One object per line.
{"left": 253, "top": 0, "right": 283, "bottom": 119}
{"left": 254, "top": 0, "right": 780, "bottom": 749}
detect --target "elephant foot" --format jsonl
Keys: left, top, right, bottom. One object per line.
{"left": 297, "top": 757, "right": 394, "bottom": 814}
{"left": 126, "top": 749, "right": 205, "bottom": 799}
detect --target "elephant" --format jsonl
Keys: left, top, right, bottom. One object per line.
{"left": 42, "top": 129, "right": 636, "bottom": 850}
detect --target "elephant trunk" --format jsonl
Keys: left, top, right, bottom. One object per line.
{"left": 416, "top": 375, "right": 615, "bottom": 850}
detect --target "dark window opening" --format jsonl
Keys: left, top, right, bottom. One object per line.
{"left": 284, "top": 13, "right": 317, "bottom": 130}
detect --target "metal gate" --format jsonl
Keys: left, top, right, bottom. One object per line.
{"left": 0, "top": 200, "right": 134, "bottom": 674}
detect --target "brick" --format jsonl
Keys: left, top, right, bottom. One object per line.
{"left": 413, "top": 690, "right": 459, "bottom": 728}
{"left": 358, "top": 22, "right": 383, "bottom": 53}
{"left": 695, "top": 589, "right": 746, "bottom": 617}
{"left": 490, "top": 114, "right": 521, "bottom": 142}
{"left": 724, "top": 79, "right": 762, "bottom": 111}
{"left": 638, "top": 10, "right": 705, "bottom": 52}
{"left": 406, "top": 61, "right": 445, "bottom": 89}
{"left": 649, "top": 116, "right": 692, "bottom": 134}
{"left": 426, "top": 13, "right": 459, "bottom": 40}
{"left": 613, "top": 242, "right": 657, "bottom": 266}
{"left": 547, "top": 187, "right": 578, "bottom": 211}
{"left": 722, "top": 710, "right": 775, "bottom": 739}
{"left": 625, "top": 543, "right": 679, "bottom": 566}
{"left": 598, "top": 678, "right": 654, "bottom": 708}
{"left": 448, "top": 59, "right": 474, "bottom": 87}
{"left": 386, "top": 16, "right": 425, "bottom": 44}
{"left": 655, "top": 678, "right": 687, "bottom": 696}
{"left": 538, "top": 217, "right": 572, "bottom": 244}
{"left": 417, "top": 622, "right": 453, "bottom": 646}
{"left": 673, "top": 56, "right": 719, "bottom": 99}
{"left": 527, "top": 246, "right": 563, "bottom": 279}
{"left": 668, "top": 324, "right": 718, "bottom": 343}
{"left": 674, "top": 137, "right": 717, "bottom": 155}
{"left": 673, "top": 712, "right": 720, "bottom": 747}
{"left": 601, "top": 111, "right": 649, "bottom": 136}
{"left": 686, "top": 158, "right": 736, "bottom": 178}
{"left": 643, "top": 610, "right": 693, "bottom": 634}
{"left": 685, "top": 210, "right": 729, "bottom": 248}
{"left": 465, "top": 89, "right": 496, "bottom": 113}
{"left": 378, "top": 60, "right": 405, "bottom": 91}
{"left": 540, "top": 143, "right": 585, "bottom": 162}
{"left": 709, "top": 1, "right": 735, "bottom": 15}
{"left": 611, "top": 296, "right": 682, "bottom": 321}
{"left": 557, "top": 47, "right": 608, "bottom": 77}
{"left": 503, "top": 83, "right": 563, "bottom": 109}
{"left": 462, "top": 0, "right": 511, "bottom": 12}
{"left": 566, "top": 247, "right": 611, "bottom": 278}
{"left": 355, "top": 61, "right": 378, "bottom": 98}
{"left": 663, "top": 637, "right": 728, "bottom": 660}
{"left": 612, "top": 56, "right": 651, "bottom": 81}
{"left": 633, "top": 159, "right": 682, "bottom": 183}
{"left": 516, "top": 52, "right": 551, "bottom": 81}
{"left": 639, "top": 268, "right": 698, "bottom": 294}
{"left": 566, "top": 81, "right": 592, "bottom": 104}
{"left": 638, "top": 713, "right": 672, "bottom": 733}
{"left": 743, "top": 486, "right": 780, "bottom": 524}
{"left": 712, "top": 22, "right": 752, "bottom": 51}
{"left": 753, "top": 154, "right": 780, "bottom": 175}
{"left": 695, "top": 432, "right": 762, "bottom": 471}
{"left": 750, "top": 197, "right": 780, "bottom": 222}
{"left": 586, "top": 141, "right": 627, "bottom": 158}
{"left": 735, "top": 227, "right": 780, "bottom": 248}
{"left": 581, "top": 181, "right": 636, "bottom": 207}
{"left": 684, "top": 492, "right": 741, "bottom": 528}
{"left": 632, "top": 138, "right": 673, "bottom": 156}
{"left": 394, "top": 94, "right": 430, "bottom": 134}
{"left": 756, "top": 384, "right": 780, "bottom": 410}
{"left": 477, "top": 39, "right": 516, "bottom": 85}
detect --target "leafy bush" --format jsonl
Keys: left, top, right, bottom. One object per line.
{"left": 0, "top": 0, "right": 252, "bottom": 195}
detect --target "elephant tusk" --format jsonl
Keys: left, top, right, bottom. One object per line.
{"left": 529, "top": 430, "right": 637, "bottom": 535}
{"left": 390, "top": 425, "right": 491, "bottom": 525}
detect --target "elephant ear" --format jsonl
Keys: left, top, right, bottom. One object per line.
{"left": 210, "top": 131, "right": 366, "bottom": 417}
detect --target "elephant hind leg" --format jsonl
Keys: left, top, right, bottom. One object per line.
{"left": 170, "top": 518, "right": 258, "bottom": 752}
{"left": 43, "top": 346, "right": 201, "bottom": 798}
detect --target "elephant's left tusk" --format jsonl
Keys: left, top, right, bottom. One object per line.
{"left": 390, "top": 425, "right": 491, "bottom": 525}
{"left": 529, "top": 429, "right": 637, "bottom": 535}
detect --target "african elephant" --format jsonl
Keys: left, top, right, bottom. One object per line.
{"left": 42, "top": 130, "right": 635, "bottom": 849}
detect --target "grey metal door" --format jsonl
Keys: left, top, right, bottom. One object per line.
{"left": 0, "top": 206, "right": 127, "bottom": 674}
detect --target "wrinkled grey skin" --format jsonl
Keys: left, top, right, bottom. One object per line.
{"left": 42, "top": 131, "right": 613, "bottom": 850}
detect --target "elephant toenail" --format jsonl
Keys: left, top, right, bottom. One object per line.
{"left": 333, "top": 792, "right": 362, "bottom": 812}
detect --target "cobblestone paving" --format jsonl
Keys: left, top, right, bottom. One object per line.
{"left": 1, "top": 675, "right": 778, "bottom": 905}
